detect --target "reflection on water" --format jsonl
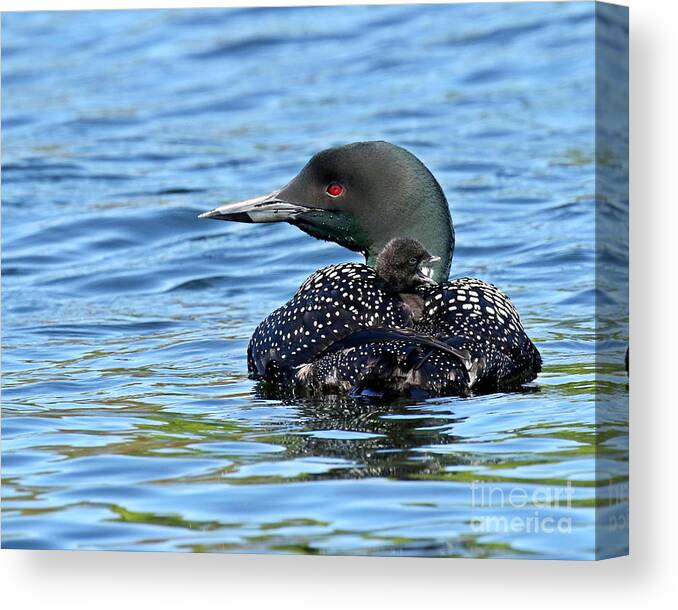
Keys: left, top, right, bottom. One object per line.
{"left": 1, "top": 3, "right": 627, "bottom": 558}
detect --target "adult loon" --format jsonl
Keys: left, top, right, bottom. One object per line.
{"left": 200, "top": 141, "right": 541, "bottom": 397}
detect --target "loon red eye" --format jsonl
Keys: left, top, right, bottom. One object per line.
{"left": 326, "top": 182, "right": 344, "bottom": 197}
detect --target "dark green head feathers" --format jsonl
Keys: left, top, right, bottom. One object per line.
{"left": 201, "top": 141, "right": 454, "bottom": 283}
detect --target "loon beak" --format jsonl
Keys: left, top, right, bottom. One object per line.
{"left": 199, "top": 190, "right": 312, "bottom": 223}
{"left": 418, "top": 255, "right": 441, "bottom": 284}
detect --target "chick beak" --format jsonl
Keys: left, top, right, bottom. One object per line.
{"left": 417, "top": 255, "right": 441, "bottom": 284}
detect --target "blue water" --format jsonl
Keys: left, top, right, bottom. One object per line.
{"left": 1, "top": 3, "right": 628, "bottom": 558}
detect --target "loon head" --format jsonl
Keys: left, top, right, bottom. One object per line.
{"left": 200, "top": 141, "right": 454, "bottom": 282}
{"left": 375, "top": 238, "right": 441, "bottom": 293}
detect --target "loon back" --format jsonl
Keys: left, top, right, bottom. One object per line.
{"left": 290, "top": 279, "right": 541, "bottom": 398}
{"left": 246, "top": 263, "right": 412, "bottom": 384}
{"left": 247, "top": 264, "right": 541, "bottom": 397}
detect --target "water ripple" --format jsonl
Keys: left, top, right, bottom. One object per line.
{"left": 1, "top": 3, "right": 628, "bottom": 558}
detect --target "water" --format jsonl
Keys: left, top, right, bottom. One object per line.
{"left": 1, "top": 3, "right": 628, "bottom": 558}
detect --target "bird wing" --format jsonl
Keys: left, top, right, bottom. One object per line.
{"left": 415, "top": 277, "right": 542, "bottom": 389}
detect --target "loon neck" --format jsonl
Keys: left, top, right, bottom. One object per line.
{"left": 363, "top": 147, "right": 455, "bottom": 283}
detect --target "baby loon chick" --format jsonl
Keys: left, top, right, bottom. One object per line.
{"left": 201, "top": 141, "right": 542, "bottom": 397}
{"left": 375, "top": 237, "right": 439, "bottom": 322}
{"left": 375, "top": 237, "right": 437, "bottom": 292}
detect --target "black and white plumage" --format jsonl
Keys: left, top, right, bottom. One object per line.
{"left": 202, "top": 141, "right": 542, "bottom": 398}
{"left": 247, "top": 262, "right": 540, "bottom": 397}
{"left": 247, "top": 263, "right": 412, "bottom": 384}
